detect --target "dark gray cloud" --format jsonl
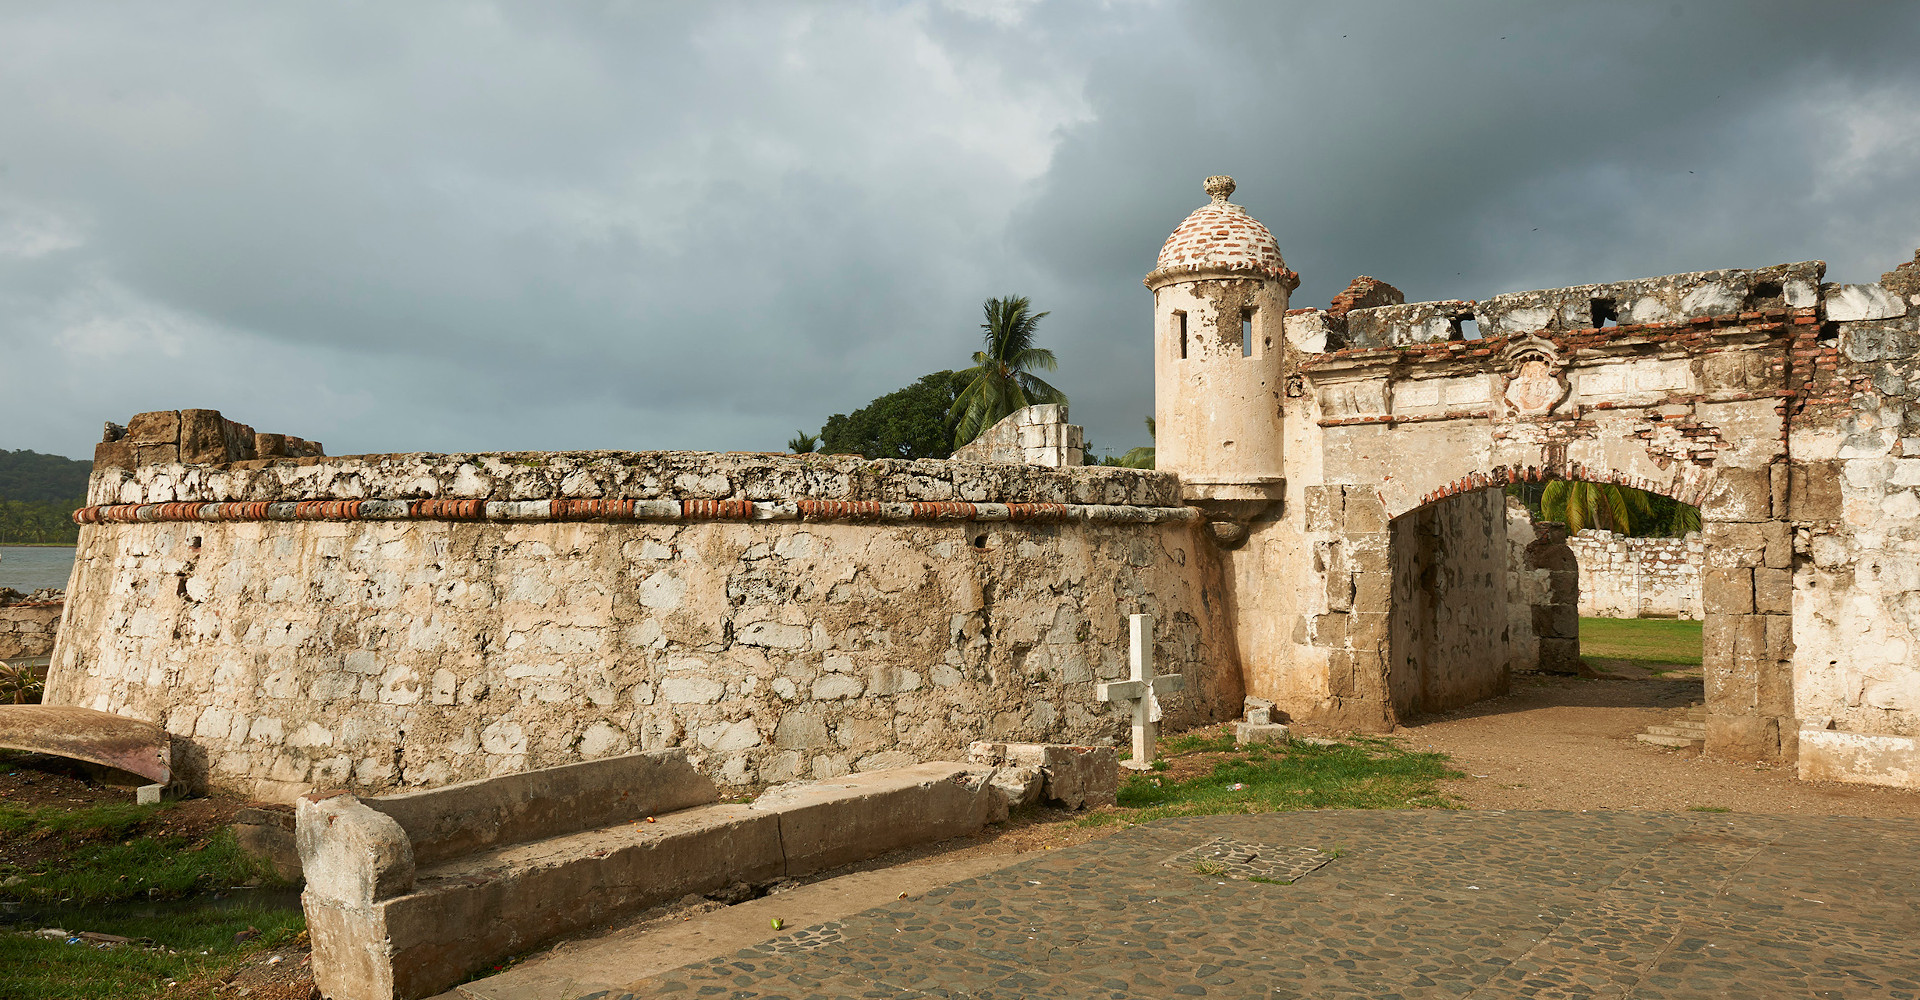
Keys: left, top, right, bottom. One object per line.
{"left": 4, "top": 1, "right": 1918, "bottom": 462}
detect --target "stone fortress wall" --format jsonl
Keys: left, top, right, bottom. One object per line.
{"left": 51, "top": 443, "right": 1242, "bottom": 802}
{"left": 0, "top": 592, "right": 63, "bottom": 663}
{"left": 1568, "top": 530, "right": 1703, "bottom": 620}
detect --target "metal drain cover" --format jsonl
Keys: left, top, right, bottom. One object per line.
{"left": 1164, "top": 838, "right": 1336, "bottom": 883}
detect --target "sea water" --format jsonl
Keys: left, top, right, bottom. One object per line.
{"left": 0, "top": 546, "right": 76, "bottom": 592}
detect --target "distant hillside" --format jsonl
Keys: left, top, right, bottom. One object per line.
{"left": 0, "top": 449, "right": 91, "bottom": 502}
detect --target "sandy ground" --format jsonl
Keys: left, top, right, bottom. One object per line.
{"left": 1394, "top": 673, "right": 1920, "bottom": 817}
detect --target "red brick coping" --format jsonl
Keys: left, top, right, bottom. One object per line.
{"left": 73, "top": 498, "right": 1200, "bottom": 527}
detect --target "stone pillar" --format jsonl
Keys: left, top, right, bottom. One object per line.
{"left": 1700, "top": 464, "right": 1795, "bottom": 762}
{"left": 1526, "top": 522, "right": 1581, "bottom": 675}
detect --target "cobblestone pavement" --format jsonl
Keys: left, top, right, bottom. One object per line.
{"left": 614, "top": 810, "right": 1920, "bottom": 999}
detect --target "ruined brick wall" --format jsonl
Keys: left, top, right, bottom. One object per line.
{"left": 1791, "top": 262, "right": 1920, "bottom": 783}
{"left": 49, "top": 449, "right": 1240, "bottom": 802}
{"left": 0, "top": 595, "right": 62, "bottom": 661}
{"left": 1387, "top": 488, "right": 1511, "bottom": 717}
{"left": 1567, "top": 530, "right": 1703, "bottom": 620}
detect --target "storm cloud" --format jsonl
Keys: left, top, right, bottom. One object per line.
{"left": 3, "top": 1, "right": 1918, "bottom": 461}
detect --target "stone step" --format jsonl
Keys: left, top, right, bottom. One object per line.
{"left": 1636, "top": 732, "right": 1704, "bottom": 749}
{"left": 1685, "top": 707, "right": 1707, "bottom": 721}
{"left": 1645, "top": 724, "right": 1706, "bottom": 739}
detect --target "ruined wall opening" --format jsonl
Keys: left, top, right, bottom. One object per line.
{"left": 1383, "top": 480, "right": 1705, "bottom": 726}
{"left": 1241, "top": 308, "right": 1255, "bottom": 357}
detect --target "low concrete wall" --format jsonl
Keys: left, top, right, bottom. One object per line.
{"left": 1568, "top": 529, "right": 1702, "bottom": 619}
{"left": 299, "top": 749, "right": 1040, "bottom": 1000}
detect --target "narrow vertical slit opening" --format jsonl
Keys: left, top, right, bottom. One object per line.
{"left": 1242, "top": 308, "right": 1255, "bottom": 358}
{"left": 1175, "top": 310, "right": 1188, "bottom": 360}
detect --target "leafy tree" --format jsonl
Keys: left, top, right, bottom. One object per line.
{"left": 0, "top": 449, "right": 91, "bottom": 502}
{"left": 817, "top": 370, "right": 975, "bottom": 460}
{"left": 0, "top": 499, "right": 83, "bottom": 544}
{"left": 1507, "top": 481, "right": 1698, "bottom": 537}
{"left": 950, "top": 296, "right": 1067, "bottom": 450}
{"left": 787, "top": 431, "right": 819, "bottom": 454}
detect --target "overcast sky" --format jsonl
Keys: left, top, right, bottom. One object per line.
{"left": 4, "top": 1, "right": 1919, "bottom": 463}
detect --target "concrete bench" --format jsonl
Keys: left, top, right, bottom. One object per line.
{"left": 298, "top": 751, "right": 1013, "bottom": 1000}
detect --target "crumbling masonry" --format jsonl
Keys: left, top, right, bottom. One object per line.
{"left": 40, "top": 178, "right": 1920, "bottom": 795}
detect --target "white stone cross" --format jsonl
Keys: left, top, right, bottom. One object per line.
{"left": 1096, "top": 614, "right": 1184, "bottom": 770}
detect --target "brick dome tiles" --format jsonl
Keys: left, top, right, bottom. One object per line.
{"left": 1149, "top": 176, "right": 1290, "bottom": 284}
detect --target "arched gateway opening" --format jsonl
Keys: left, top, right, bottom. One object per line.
{"left": 1383, "top": 479, "right": 1703, "bottom": 722}
{"left": 1285, "top": 263, "right": 1813, "bottom": 762}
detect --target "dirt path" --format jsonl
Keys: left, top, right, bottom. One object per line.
{"left": 1395, "top": 673, "right": 1920, "bottom": 817}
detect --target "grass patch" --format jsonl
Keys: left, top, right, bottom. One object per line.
{"left": 0, "top": 802, "right": 284, "bottom": 907}
{"left": 1083, "top": 734, "right": 1461, "bottom": 827}
{"left": 1687, "top": 805, "right": 1733, "bottom": 813}
{"left": 1580, "top": 617, "right": 1703, "bottom": 668}
{"left": 0, "top": 904, "right": 303, "bottom": 1000}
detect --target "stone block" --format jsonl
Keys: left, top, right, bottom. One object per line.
{"left": 1310, "top": 613, "right": 1347, "bottom": 648}
{"left": 178, "top": 409, "right": 229, "bottom": 464}
{"left": 1532, "top": 602, "right": 1577, "bottom": 641}
{"left": 93, "top": 440, "right": 135, "bottom": 472}
{"left": 1347, "top": 612, "right": 1387, "bottom": 652}
{"left": 1701, "top": 522, "right": 1764, "bottom": 568}
{"left": 125, "top": 410, "right": 179, "bottom": 446}
{"left": 1761, "top": 520, "right": 1792, "bottom": 570}
{"left": 968, "top": 742, "right": 1118, "bottom": 810}
{"left": 986, "top": 765, "right": 1043, "bottom": 810}
{"left": 752, "top": 762, "right": 1000, "bottom": 876}
{"left": 1699, "top": 467, "right": 1774, "bottom": 522}
{"left": 1327, "top": 649, "right": 1356, "bottom": 696}
{"left": 1705, "top": 714, "right": 1779, "bottom": 762}
{"left": 1303, "top": 487, "right": 1344, "bottom": 531}
{"left": 1537, "top": 637, "right": 1580, "bottom": 675}
{"left": 233, "top": 804, "right": 301, "bottom": 881}
{"left": 1343, "top": 491, "right": 1388, "bottom": 534}
{"left": 1790, "top": 462, "right": 1842, "bottom": 522}
{"left": 133, "top": 444, "right": 179, "bottom": 466}
{"left": 1824, "top": 283, "right": 1907, "bottom": 322}
{"left": 254, "top": 432, "right": 289, "bottom": 458}
{"left": 1701, "top": 568, "right": 1754, "bottom": 615}
{"left": 1752, "top": 567, "right": 1792, "bottom": 614}
{"left": 1233, "top": 722, "right": 1291, "bottom": 745}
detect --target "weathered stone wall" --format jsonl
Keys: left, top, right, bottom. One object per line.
{"left": 1568, "top": 530, "right": 1703, "bottom": 619}
{"left": 1505, "top": 501, "right": 1542, "bottom": 676}
{"left": 950, "top": 405, "right": 1085, "bottom": 468}
{"left": 1387, "top": 487, "right": 1511, "bottom": 716}
{"left": 49, "top": 451, "right": 1238, "bottom": 803}
{"left": 1791, "top": 257, "right": 1920, "bottom": 785}
{"left": 0, "top": 595, "right": 62, "bottom": 661}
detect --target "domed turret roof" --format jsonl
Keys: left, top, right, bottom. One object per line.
{"left": 1147, "top": 176, "right": 1291, "bottom": 286}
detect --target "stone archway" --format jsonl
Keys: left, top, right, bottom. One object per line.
{"left": 1290, "top": 266, "right": 1814, "bottom": 761}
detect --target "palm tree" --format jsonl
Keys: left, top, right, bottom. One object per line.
{"left": 950, "top": 296, "right": 1068, "bottom": 449}
{"left": 1540, "top": 480, "right": 1654, "bottom": 535}
{"left": 1115, "top": 416, "right": 1155, "bottom": 469}
{"left": 787, "top": 431, "right": 819, "bottom": 454}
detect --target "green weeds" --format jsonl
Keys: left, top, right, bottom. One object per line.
{"left": 1083, "top": 734, "right": 1461, "bottom": 827}
{"left": 0, "top": 802, "right": 287, "bottom": 907}
{"left": 0, "top": 905, "right": 304, "bottom": 1000}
